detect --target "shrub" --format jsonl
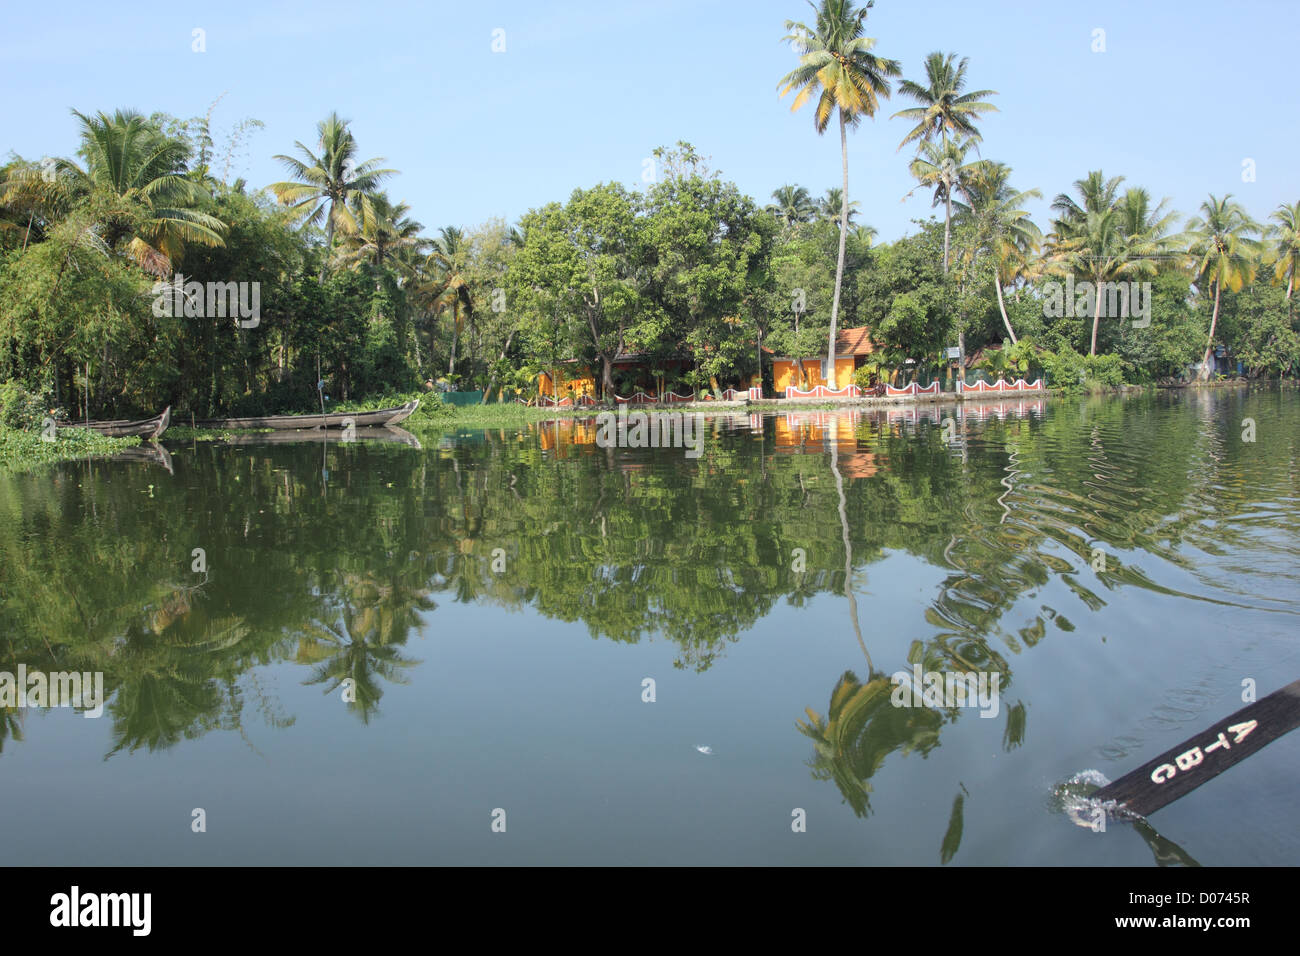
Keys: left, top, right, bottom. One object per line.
{"left": 0, "top": 381, "right": 49, "bottom": 430}
{"left": 1083, "top": 353, "right": 1127, "bottom": 388}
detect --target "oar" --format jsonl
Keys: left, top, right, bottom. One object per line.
{"left": 1094, "top": 678, "right": 1300, "bottom": 818}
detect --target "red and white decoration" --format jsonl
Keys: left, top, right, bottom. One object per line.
{"left": 957, "top": 378, "right": 1044, "bottom": 393}
{"left": 784, "top": 384, "right": 861, "bottom": 399}
{"left": 883, "top": 381, "right": 941, "bottom": 397}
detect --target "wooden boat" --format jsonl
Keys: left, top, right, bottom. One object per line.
{"left": 193, "top": 399, "right": 419, "bottom": 431}
{"left": 57, "top": 406, "right": 170, "bottom": 439}
{"left": 106, "top": 442, "right": 175, "bottom": 475}
{"left": 217, "top": 425, "right": 422, "bottom": 449}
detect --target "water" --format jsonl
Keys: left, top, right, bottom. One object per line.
{"left": 0, "top": 389, "right": 1296, "bottom": 865}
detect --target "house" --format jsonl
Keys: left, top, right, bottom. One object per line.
{"left": 536, "top": 353, "right": 695, "bottom": 401}
{"left": 768, "top": 326, "right": 877, "bottom": 393}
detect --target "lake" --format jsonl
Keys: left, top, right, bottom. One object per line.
{"left": 1, "top": 389, "right": 1296, "bottom": 865}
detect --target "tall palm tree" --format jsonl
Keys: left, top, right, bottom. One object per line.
{"left": 427, "top": 226, "right": 475, "bottom": 376}
{"left": 51, "top": 109, "right": 226, "bottom": 275}
{"left": 904, "top": 136, "right": 989, "bottom": 273}
{"left": 1185, "top": 195, "right": 1262, "bottom": 379}
{"left": 779, "top": 0, "right": 900, "bottom": 389}
{"left": 270, "top": 112, "right": 396, "bottom": 282}
{"left": 1266, "top": 200, "right": 1300, "bottom": 305}
{"left": 1046, "top": 171, "right": 1166, "bottom": 355}
{"left": 893, "top": 51, "right": 999, "bottom": 152}
{"left": 768, "top": 184, "right": 817, "bottom": 227}
{"left": 957, "top": 162, "right": 1042, "bottom": 344}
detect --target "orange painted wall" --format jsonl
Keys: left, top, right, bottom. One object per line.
{"left": 773, "top": 358, "right": 856, "bottom": 392}
{"left": 537, "top": 368, "right": 596, "bottom": 398}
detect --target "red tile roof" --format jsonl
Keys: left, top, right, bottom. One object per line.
{"left": 835, "top": 326, "right": 875, "bottom": 356}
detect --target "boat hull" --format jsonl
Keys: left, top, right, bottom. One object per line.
{"left": 57, "top": 406, "right": 170, "bottom": 439}
{"left": 193, "top": 399, "right": 419, "bottom": 431}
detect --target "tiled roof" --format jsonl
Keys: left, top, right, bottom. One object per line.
{"left": 834, "top": 326, "right": 875, "bottom": 355}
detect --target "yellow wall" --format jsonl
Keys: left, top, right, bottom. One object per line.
{"left": 773, "top": 358, "right": 856, "bottom": 392}
{"left": 538, "top": 368, "right": 596, "bottom": 398}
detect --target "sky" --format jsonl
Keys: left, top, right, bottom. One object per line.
{"left": 2, "top": 0, "right": 1296, "bottom": 243}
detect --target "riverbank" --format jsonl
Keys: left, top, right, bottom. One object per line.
{"left": 0, "top": 426, "right": 140, "bottom": 473}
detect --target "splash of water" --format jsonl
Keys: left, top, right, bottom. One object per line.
{"left": 1052, "top": 770, "right": 1143, "bottom": 828}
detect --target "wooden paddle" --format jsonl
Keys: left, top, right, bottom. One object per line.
{"left": 1094, "top": 678, "right": 1300, "bottom": 817}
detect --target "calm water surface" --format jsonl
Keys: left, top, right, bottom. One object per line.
{"left": 1, "top": 389, "right": 1296, "bottom": 865}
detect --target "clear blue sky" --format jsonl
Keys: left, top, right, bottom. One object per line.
{"left": 3, "top": 0, "right": 1296, "bottom": 242}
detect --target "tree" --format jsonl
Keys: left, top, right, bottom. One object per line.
{"left": 1185, "top": 195, "right": 1262, "bottom": 379}
{"left": 779, "top": 0, "right": 900, "bottom": 389}
{"left": 426, "top": 226, "right": 475, "bottom": 377}
{"left": 957, "top": 162, "right": 1041, "bottom": 344}
{"left": 892, "top": 51, "right": 998, "bottom": 152}
{"left": 335, "top": 192, "right": 425, "bottom": 274}
{"left": 1266, "top": 200, "right": 1300, "bottom": 307}
{"left": 1046, "top": 171, "right": 1167, "bottom": 356}
{"left": 905, "top": 136, "right": 989, "bottom": 275}
{"left": 817, "top": 187, "right": 860, "bottom": 227}
{"left": 768, "top": 184, "right": 817, "bottom": 227}
{"left": 52, "top": 109, "right": 227, "bottom": 275}
{"left": 270, "top": 113, "right": 395, "bottom": 282}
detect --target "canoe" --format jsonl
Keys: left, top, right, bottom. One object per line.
{"left": 193, "top": 399, "right": 419, "bottom": 431}
{"left": 216, "top": 425, "right": 422, "bottom": 449}
{"left": 57, "top": 406, "right": 170, "bottom": 439}
{"left": 106, "top": 441, "right": 174, "bottom": 475}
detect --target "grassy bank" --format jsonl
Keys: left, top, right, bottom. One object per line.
{"left": 0, "top": 426, "right": 140, "bottom": 473}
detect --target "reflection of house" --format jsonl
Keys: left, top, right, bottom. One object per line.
{"left": 768, "top": 327, "right": 876, "bottom": 393}
{"left": 537, "top": 418, "right": 599, "bottom": 453}
{"left": 772, "top": 413, "right": 879, "bottom": 478}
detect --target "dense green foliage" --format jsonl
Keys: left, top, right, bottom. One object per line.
{"left": 2, "top": 40, "right": 1298, "bottom": 427}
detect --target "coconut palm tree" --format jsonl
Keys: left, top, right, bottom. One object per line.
{"left": 1185, "top": 195, "right": 1262, "bottom": 379}
{"left": 779, "top": 0, "right": 900, "bottom": 389}
{"left": 817, "top": 187, "right": 861, "bottom": 226}
{"left": 0, "top": 158, "right": 78, "bottom": 251}
{"left": 270, "top": 112, "right": 396, "bottom": 282}
{"left": 905, "top": 136, "right": 990, "bottom": 273}
{"left": 334, "top": 192, "right": 426, "bottom": 274}
{"left": 1045, "top": 171, "right": 1167, "bottom": 355}
{"left": 892, "top": 51, "right": 999, "bottom": 152}
{"left": 48, "top": 109, "right": 226, "bottom": 276}
{"left": 957, "top": 162, "right": 1042, "bottom": 344}
{"left": 768, "top": 184, "right": 817, "bottom": 227}
{"left": 1266, "top": 200, "right": 1300, "bottom": 305}
{"left": 427, "top": 226, "right": 475, "bottom": 376}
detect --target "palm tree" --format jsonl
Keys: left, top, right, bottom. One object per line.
{"left": 904, "top": 136, "right": 989, "bottom": 273}
{"left": 50, "top": 109, "right": 226, "bottom": 275}
{"left": 334, "top": 192, "right": 426, "bottom": 274}
{"left": 768, "top": 184, "right": 817, "bottom": 227}
{"left": 1266, "top": 200, "right": 1300, "bottom": 306}
{"left": 779, "top": 0, "right": 900, "bottom": 389}
{"left": 269, "top": 112, "right": 396, "bottom": 282}
{"left": 958, "top": 162, "right": 1042, "bottom": 344}
{"left": 1185, "top": 195, "right": 1262, "bottom": 380}
{"left": 817, "top": 187, "right": 860, "bottom": 226}
{"left": 893, "top": 51, "right": 999, "bottom": 152}
{"left": 849, "top": 222, "right": 877, "bottom": 247}
{"left": 1046, "top": 171, "right": 1166, "bottom": 355}
{"left": 427, "top": 226, "right": 475, "bottom": 376}
{"left": 0, "top": 158, "right": 78, "bottom": 251}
